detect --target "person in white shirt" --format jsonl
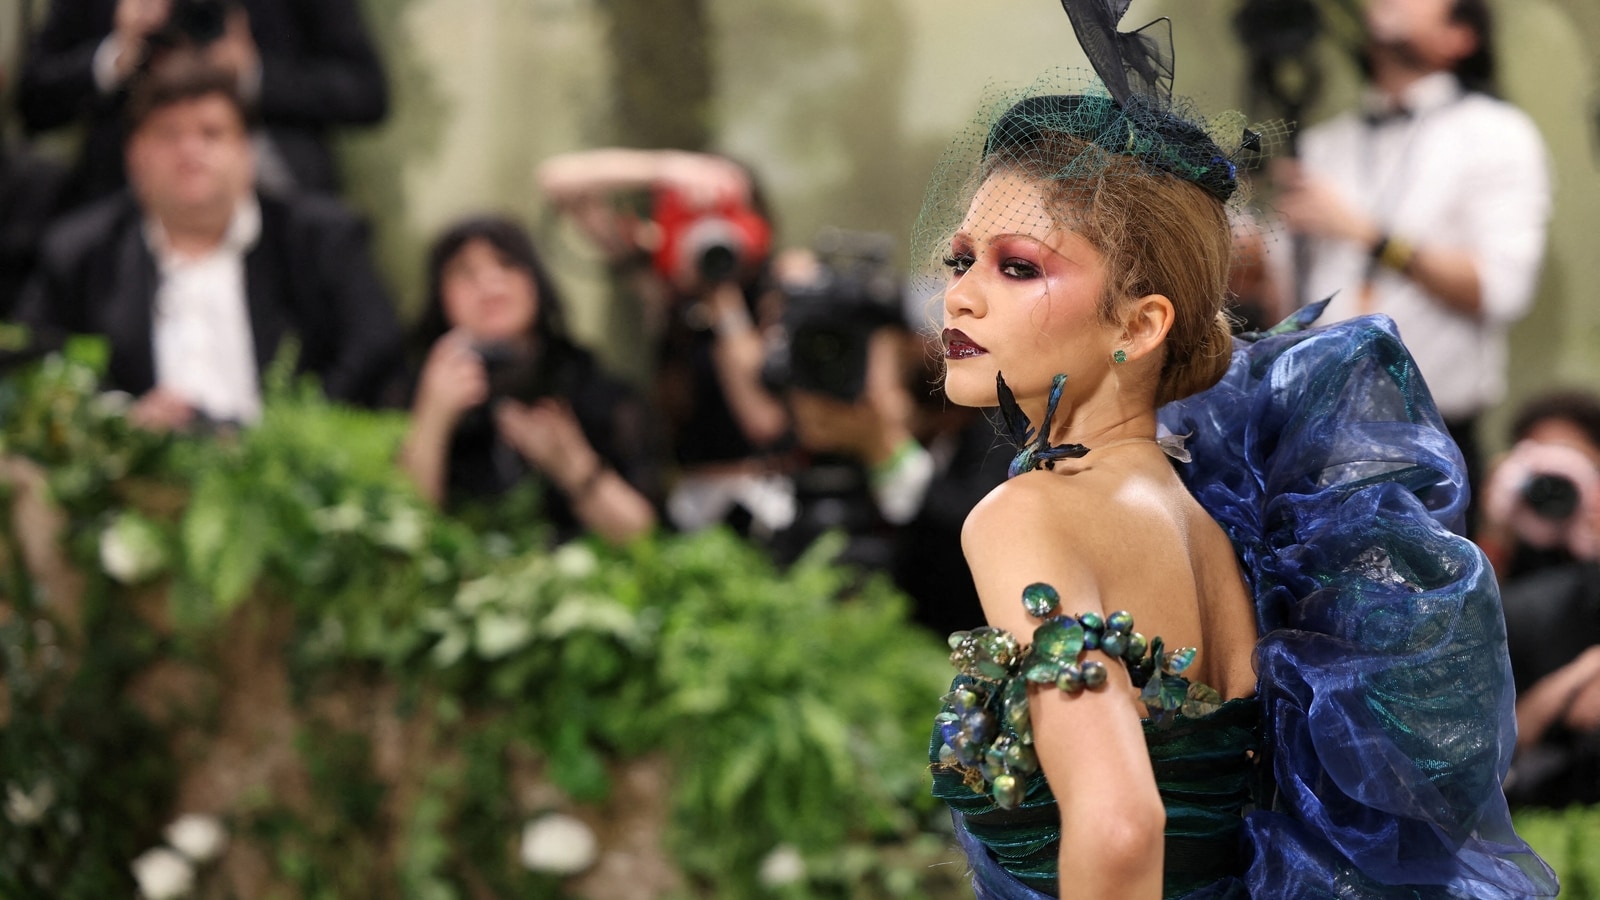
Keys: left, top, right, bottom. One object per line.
{"left": 1276, "top": 0, "right": 1552, "bottom": 533}
{"left": 18, "top": 53, "right": 404, "bottom": 430}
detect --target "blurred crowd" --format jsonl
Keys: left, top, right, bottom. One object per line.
{"left": 1, "top": 0, "right": 1597, "bottom": 803}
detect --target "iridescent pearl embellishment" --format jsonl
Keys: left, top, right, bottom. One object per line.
{"left": 935, "top": 585, "right": 1209, "bottom": 810}
{"left": 1022, "top": 582, "right": 1061, "bottom": 618}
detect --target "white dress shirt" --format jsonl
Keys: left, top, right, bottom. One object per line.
{"left": 1298, "top": 72, "right": 1552, "bottom": 419}
{"left": 147, "top": 198, "right": 264, "bottom": 424}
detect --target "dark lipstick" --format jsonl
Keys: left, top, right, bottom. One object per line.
{"left": 943, "top": 328, "right": 987, "bottom": 360}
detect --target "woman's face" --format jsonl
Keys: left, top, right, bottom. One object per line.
{"left": 440, "top": 237, "right": 539, "bottom": 343}
{"left": 941, "top": 170, "right": 1119, "bottom": 412}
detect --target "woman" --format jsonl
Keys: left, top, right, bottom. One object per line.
{"left": 400, "top": 216, "right": 659, "bottom": 545}
{"left": 931, "top": 87, "right": 1261, "bottom": 898}
{"left": 925, "top": 9, "right": 1554, "bottom": 897}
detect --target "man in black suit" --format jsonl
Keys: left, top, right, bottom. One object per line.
{"left": 16, "top": 55, "right": 402, "bottom": 429}
{"left": 17, "top": 0, "right": 388, "bottom": 206}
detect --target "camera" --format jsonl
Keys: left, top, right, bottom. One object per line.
{"left": 1521, "top": 473, "right": 1580, "bottom": 523}
{"left": 472, "top": 340, "right": 563, "bottom": 404}
{"left": 1232, "top": 0, "right": 1327, "bottom": 139}
{"left": 1485, "top": 439, "right": 1600, "bottom": 560}
{"left": 151, "top": 0, "right": 234, "bottom": 48}
{"left": 648, "top": 186, "right": 772, "bottom": 285}
{"left": 761, "top": 228, "right": 904, "bottom": 402}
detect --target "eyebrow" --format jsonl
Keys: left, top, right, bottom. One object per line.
{"left": 952, "top": 230, "right": 1045, "bottom": 248}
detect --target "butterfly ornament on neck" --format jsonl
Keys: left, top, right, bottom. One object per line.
{"left": 997, "top": 373, "right": 1089, "bottom": 478}
{"left": 996, "top": 371, "right": 1192, "bottom": 478}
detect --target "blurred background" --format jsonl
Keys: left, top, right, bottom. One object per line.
{"left": 5, "top": 0, "right": 1594, "bottom": 441}
{"left": 4, "top": 1, "right": 1600, "bottom": 896}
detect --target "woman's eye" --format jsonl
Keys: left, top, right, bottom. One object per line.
{"left": 1000, "top": 258, "right": 1039, "bottom": 279}
{"left": 942, "top": 253, "right": 975, "bottom": 276}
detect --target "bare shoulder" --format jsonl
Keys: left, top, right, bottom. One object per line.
{"left": 965, "top": 473, "right": 1070, "bottom": 552}
{"left": 961, "top": 471, "right": 1113, "bottom": 633}
{"left": 962, "top": 468, "right": 1134, "bottom": 562}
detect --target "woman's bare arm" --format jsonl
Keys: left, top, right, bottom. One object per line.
{"left": 963, "top": 477, "right": 1165, "bottom": 900}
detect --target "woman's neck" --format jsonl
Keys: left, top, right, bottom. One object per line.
{"left": 1020, "top": 395, "right": 1158, "bottom": 451}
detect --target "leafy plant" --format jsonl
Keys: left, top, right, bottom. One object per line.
{"left": 0, "top": 351, "right": 962, "bottom": 898}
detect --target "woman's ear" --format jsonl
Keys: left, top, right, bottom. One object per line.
{"left": 1120, "top": 293, "right": 1175, "bottom": 362}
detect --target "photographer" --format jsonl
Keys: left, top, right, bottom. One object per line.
{"left": 18, "top": 0, "right": 388, "bottom": 206}
{"left": 538, "top": 149, "right": 793, "bottom": 535}
{"left": 1275, "top": 0, "right": 1551, "bottom": 535}
{"left": 1489, "top": 390, "right": 1600, "bottom": 807}
{"left": 764, "top": 233, "right": 1008, "bottom": 634}
{"left": 1482, "top": 391, "right": 1600, "bottom": 580}
{"left": 399, "top": 216, "right": 660, "bottom": 546}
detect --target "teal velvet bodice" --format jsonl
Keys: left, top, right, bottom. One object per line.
{"left": 930, "top": 695, "right": 1259, "bottom": 898}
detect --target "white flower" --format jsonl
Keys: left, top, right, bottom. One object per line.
{"left": 474, "top": 612, "right": 533, "bottom": 659}
{"left": 131, "top": 846, "right": 195, "bottom": 899}
{"left": 758, "top": 844, "right": 806, "bottom": 888}
{"left": 540, "top": 597, "right": 638, "bottom": 641}
{"left": 99, "top": 512, "right": 168, "bottom": 584}
{"left": 518, "top": 813, "right": 598, "bottom": 875}
{"left": 310, "top": 501, "right": 365, "bottom": 534}
{"left": 4, "top": 779, "right": 55, "bottom": 826}
{"left": 429, "top": 628, "right": 469, "bottom": 668}
{"left": 452, "top": 576, "right": 503, "bottom": 614}
{"left": 164, "top": 813, "right": 228, "bottom": 863}
{"left": 419, "top": 555, "right": 452, "bottom": 584}
{"left": 91, "top": 390, "right": 134, "bottom": 418}
{"left": 375, "top": 505, "right": 426, "bottom": 553}
{"left": 551, "top": 543, "right": 599, "bottom": 580}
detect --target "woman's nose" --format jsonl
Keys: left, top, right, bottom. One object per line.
{"left": 944, "top": 275, "right": 983, "bottom": 319}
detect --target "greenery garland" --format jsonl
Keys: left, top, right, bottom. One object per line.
{"left": 0, "top": 345, "right": 962, "bottom": 898}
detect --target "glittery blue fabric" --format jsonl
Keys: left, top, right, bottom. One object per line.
{"left": 1161, "top": 310, "right": 1557, "bottom": 897}
{"left": 936, "top": 307, "right": 1558, "bottom": 897}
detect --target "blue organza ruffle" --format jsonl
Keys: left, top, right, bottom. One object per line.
{"left": 1156, "top": 307, "right": 1558, "bottom": 897}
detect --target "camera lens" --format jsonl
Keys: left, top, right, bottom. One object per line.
{"left": 698, "top": 243, "right": 739, "bottom": 282}
{"left": 1521, "top": 473, "right": 1580, "bottom": 522}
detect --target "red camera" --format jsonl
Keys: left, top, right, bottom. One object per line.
{"left": 649, "top": 186, "right": 772, "bottom": 284}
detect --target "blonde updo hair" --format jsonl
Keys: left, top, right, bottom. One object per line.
{"left": 982, "top": 132, "right": 1236, "bottom": 406}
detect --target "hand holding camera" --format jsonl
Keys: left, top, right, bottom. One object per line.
{"left": 114, "top": 0, "right": 259, "bottom": 88}
{"left": 109, "top": 0, "right": 175, "bottom": 83}
{"left": 1484, "top": 438, "right": 1600, "bottom": 563}
{"left": 412, "top": 331, "right": 490, "bottom": 431}
{"left": 786, "top": 329, "right": 914, "bottom": 465}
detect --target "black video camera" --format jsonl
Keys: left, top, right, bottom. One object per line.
{"left": 151, "top": 0, "right": 234, "bottom": 49}
{"left": 762, "top": 228, "right": 904, "bottom": 402}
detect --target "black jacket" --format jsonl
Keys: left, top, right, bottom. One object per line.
{"left": 18, "top": 0, "right": 388, "bottom": 204}
{"left": 16, "top": 189, "right": 404, "bottom": 408}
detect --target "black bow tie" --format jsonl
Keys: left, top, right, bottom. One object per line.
{"left": 1364, "top": 105, "right": 1413, "bottom": 128}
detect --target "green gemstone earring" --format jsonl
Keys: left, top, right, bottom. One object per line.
{"left": 1112, "top": 349, "right": 1128, "bottom": 364}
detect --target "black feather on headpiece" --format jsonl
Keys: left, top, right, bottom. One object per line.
{"left": 1058, "top": 0, "right": 1175, "bottom": 107}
